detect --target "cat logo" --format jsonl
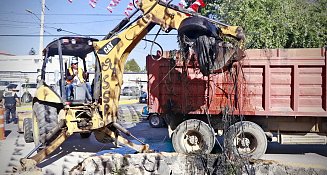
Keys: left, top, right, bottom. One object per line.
{"left": 103, "top": 43, "right": 113, "bottom": 54}
{"left": 98, "top": 38, "right": 121, "bottom": 55}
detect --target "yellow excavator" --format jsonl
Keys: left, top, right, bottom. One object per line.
{"left": 16, "top": 0, "right": 245, "bottom": 172}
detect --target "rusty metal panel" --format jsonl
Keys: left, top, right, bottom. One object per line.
{"left": 270, "top": 66, "right": 292, "bottom": 112}
{"left": 298, "top": 66, "right": 325, "bottom": 113}
{"left": 147, "top": 48, "right": 327, "bottom": 117}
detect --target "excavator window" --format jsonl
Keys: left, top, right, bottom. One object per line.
{"left": 41, "top": 37, "right": 99, "bottom": 102}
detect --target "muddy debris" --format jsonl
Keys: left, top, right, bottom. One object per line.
{"left": 69, "top": 152, "right": 327, "bottom": 175}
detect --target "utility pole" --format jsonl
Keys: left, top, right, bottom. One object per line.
{"left": 39, "top": 0, "right": 45, "bottom": 59}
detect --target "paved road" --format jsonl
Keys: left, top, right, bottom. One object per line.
{"left": 262, "top": 143, "right": 327, "bottom": 169}
{"left": 0, "top": 103, "right": 327, "bottom": 174}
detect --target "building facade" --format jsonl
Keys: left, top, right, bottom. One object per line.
{"left": 0, "top": 54, "right": 148, "bottom": 93}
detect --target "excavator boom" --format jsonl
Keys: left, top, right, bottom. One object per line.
{"left": 94, "top": 0, "right": 244, "bottom": 125}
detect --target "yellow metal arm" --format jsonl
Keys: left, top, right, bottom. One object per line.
{"left": 93, "top": 0, "right": 244, "bottom": 125}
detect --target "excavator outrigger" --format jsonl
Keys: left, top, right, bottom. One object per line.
{"left": 15, "top": 0, "right": 245, "bottom": 172}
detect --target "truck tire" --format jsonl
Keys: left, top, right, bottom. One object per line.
{"left": 32, "top": 102, "right": 58, "bottom": 146}
{"left": 178, "top": 16, "right": 221, "bottom": 76}
{"left": 149, "top": 114, "right": 164, "bottom": 128}
{"left": 172, "top": 119, "right": 215, "bottom": 154}
{"left": 195, "top": 35, "right": 215, "bottom": 76}
{"left": 80, "top": 132, "right": 92, "bottom": 138}
{"left": 226, "top": 121, "right": 267, "bottom": 159}
{"left": 178, "top": 16, "right": 219, "bottom": 39}
{"left": 23, "top": 118, "right": 34, "bottom": 143}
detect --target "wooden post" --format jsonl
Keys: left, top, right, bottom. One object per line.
{"left": 0, "top": 108, "right": 5, "bottom": 140}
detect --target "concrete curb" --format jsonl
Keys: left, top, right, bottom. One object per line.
{"left": 17, "top": 106, "right": 32, "bottom": 112}
{"left": 119, "top": 99, "right": 139, "bottom": 105}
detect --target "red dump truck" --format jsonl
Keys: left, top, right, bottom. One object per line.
{"left": 146, "top": 48, "right": 327, "bottom": 158}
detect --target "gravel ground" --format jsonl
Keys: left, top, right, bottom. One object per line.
{"left": 0, "top": 103, "right": 326, "bottom": 174}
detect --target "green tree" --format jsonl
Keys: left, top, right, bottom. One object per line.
{"left": 125, "top": 59, "right": 141, "bottom": 72}
{"left": 202, "top": 0, "right": 327, "bottom": 49}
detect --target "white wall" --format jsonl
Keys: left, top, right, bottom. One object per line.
{"left": 0, "top": 55, "right": 41, "bottom": 83}
{"left": 122, "top": 73, "right": 148, "bottom": 92}
{"left": 0, "top": 54, "right": 148, "bottom": 92}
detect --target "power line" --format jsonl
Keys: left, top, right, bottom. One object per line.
{"left": 0, "top": 24, "right": 38, "bottom": 27}
{"left": 0, "top": 19, "right": 37, "bottom": 24}
{"left": 45, "top": 19, "right": 122, "bottom": 24}
{"left": 0, "top": 33, "right": 177, "bottom": 37}
{"left": 0, "top": 26, "right": 39, "bottom": 29}
{"left": 0, "top": 34, "right": 98, "bottom": 37}
{"left": 0, "top": 12, "right": 125, "bottom": 16}
{"left": 0, "top": 19, "right": 122, "bottom": 25}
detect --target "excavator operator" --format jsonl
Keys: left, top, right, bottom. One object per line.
{"left": 65, "top": 57, "right": 92, "bottom": 101}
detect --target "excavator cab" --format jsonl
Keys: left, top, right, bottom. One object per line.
{"left": 40, "top": 36, "right": 99, "bottom": 103}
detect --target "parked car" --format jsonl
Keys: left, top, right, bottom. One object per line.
{"left": 6, "top": 83, "right": 37, "bottom": 103}
{"left": 139, "top": 91, "right": 147, "bottom": 103}
{"left": 0, "top": 81, "right": 11, "bottom": 101}
{"left": 122, "top": 86, "right": 140, "bottom": 96}
{"left": 141, "top": 106, "right": 166, "bottom": 128}
{"left": 0, "top": 81, "right": 10, "bottom": 91}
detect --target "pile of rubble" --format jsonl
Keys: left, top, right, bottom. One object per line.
{"left": 70, "top": 152, "right": 327, "bottom": 175}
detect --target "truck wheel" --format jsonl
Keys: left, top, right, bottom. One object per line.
{"left": 80, "top": 132, "right": 92, "bottom": 138}
{"left": 149, "top": 114, "right": 163, "bottom": 128}
{"left": 172, "top": 119, "right": 215, "bottom": 154}
{"left": 32, "top": 102, "right": 58, "bottom": 146}
{"left": 23, "top": 118, "right": 34, "bottom": 143}
{"left": 226, "top": 121, "right": 267, "bottom": 159}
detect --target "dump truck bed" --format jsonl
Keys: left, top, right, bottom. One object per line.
{"left": 147, "top": 48, "right": 327, "bottom": 117}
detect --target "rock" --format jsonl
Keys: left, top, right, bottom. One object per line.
{"left": 70, "top": 153, "right": 327, "bottom": 175}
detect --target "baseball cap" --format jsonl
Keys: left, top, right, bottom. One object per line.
{"left": 71, "top": 57, "right": 78, "bottom": 64}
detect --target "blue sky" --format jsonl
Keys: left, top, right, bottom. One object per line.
{"left": 0, "top": 0, "right": 181, "bottom": 69}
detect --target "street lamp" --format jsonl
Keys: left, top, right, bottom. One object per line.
{"left": 56, "top": 28, "right": 82, "bottom": 36}
{"left": 25, "top": 0, "right": 45, "bottom": 60}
